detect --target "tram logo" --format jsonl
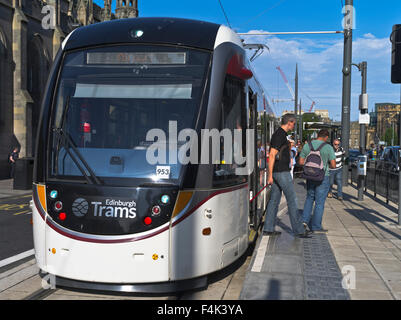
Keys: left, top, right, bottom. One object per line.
{"left": 91, "top": 199, "right": 137, "bottom": 219}
{"left": 72, "top": 198, "right": 89, "bottom": 217}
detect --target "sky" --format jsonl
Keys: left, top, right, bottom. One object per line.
{"left": 93, "top": 0, "right": 401, "bottom": 121}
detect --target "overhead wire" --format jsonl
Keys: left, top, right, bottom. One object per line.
{"left": 217, "top": 0, "right": 232, "bottom": 29}
{"left": 240, "top": 0, "right": 288, "bottom": 27}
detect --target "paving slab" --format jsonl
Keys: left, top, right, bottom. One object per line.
{"left": 350, "top": 290, "right": 394, "bottom": 300}
{"left": 0, "top": 179, "right": 31, "bottom": 199}
{"left": 240, "top": 179, "right": 401, "bottom": 300}
{"left": 0, "top": 263, "right": 39, "bottom": 293}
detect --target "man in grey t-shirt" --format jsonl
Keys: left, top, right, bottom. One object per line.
{"left": 299, "top": 130, "right": 336, "bottom": 233}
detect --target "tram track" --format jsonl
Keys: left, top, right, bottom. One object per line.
{"left": 1, "top": 222, "right": 260, "bottom": 300}
{"left": 23, "top": 288, "right": 59, "bottom": 300}
{"left": 18, "top": 247, "right": 253, "bottom": 300}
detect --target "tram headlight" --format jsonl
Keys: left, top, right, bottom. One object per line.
{"left": 144, "top": 217, "right": 152, "bottom": 225}
{"left": 161, "top": 195, "right": 170, "bottom": 204}
{"left": 54, "top": 201, "right": 63, "bottom": 211}
{"left": 59, "top": 212, "right": 67, "bottom": 221}
{"left": 151, "top": 205, "right": 161, "bottom": 216}
{"left": 131, "top": 29, "right": 144, "bottom": 39}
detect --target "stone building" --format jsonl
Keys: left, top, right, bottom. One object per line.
{"left": 349, "top": 121, "right": 360, "bottom": 149}
{"left": 349, "top": 122, "right": 378, "bottom": 150}
{"left": 0, "top": 0, "right": 138, "bottom": 179}
{"left": 375, "top": 103, "right": 400, "bottom": 141}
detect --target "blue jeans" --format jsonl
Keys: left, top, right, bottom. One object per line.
{"left": 329, "top": 168, "right": 343, "bottom": 198}
{"left": 264, "top": 171, "right": 304, "bottom": 234}
{"left": 302, "top": 175, "right": 330, "bottom": 231}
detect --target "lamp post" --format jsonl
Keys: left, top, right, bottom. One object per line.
{"left": 294, "top": 64, "right": 298, "bottom": 141}
{"left": 341, "top": 0, "right": 354, "bottom": 186}
{"left": 351, "top": 61, "right": 368, "bottom": 201}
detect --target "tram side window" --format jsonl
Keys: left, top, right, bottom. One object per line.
{"left": 213, "top": 75, "right": 247, "bottom": 187}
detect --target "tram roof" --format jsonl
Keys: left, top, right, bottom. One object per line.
{"left": 63, "top": 17, "right": 222, "bottom": 51}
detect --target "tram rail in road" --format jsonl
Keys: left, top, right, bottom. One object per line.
{"left": 0, "top": 193, "right": 33, "bottom": 261}
{"left": 0, "top": 241, "right": 255, "bottom": 300}
{"left": 0, "top": 193, "right": 286, "bottom": 300}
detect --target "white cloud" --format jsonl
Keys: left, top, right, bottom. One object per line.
{"left": 243, "top": 31, "right": 399, "bottom": 121}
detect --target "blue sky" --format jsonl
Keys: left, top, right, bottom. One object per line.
{"left": 94, "top": 0, "right": 401, "bottom": 121}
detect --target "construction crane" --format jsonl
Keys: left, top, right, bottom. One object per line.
{"left": 308, "top": 101, "right": 316, "bottom": 112}
{"left": 275, "top": 66, "right": 318, "bottom": 113}
{"left": 300, "top": 89, "right": 317, "bottom": 113}
{"left": 276, "top": 66, "right": 295, "bottom": 101}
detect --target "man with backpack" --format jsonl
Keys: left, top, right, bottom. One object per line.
{"left": 263, "top": 114, "right": 310, "bottom": 238}
{"left": 299, "top": 130, "right": 336, "bottom": 233}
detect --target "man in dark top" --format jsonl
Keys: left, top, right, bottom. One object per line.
{"left": 263, "top": 114, "right": 309, "bottom": 238}
{"left": 9, "top": 147, "right": 19, "bottom": 178}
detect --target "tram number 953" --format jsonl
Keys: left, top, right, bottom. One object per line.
{"left": 156, "top": 166, "right": 170, "bottom": 179}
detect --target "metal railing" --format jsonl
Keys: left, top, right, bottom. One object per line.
{"left": 350, "top": 161, "right": 399, "bottom": 204}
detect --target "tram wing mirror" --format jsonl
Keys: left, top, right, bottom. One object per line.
{"left": 240, "top": 68, "right": 253, "bottom": 80}
{"left": 227, "top": 54, "right": 253, "bottom": 80}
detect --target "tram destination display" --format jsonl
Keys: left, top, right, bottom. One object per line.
{"left": 87, "top": 52, "right": 187, "bottom": 65}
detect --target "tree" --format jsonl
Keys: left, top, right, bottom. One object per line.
{"left": 384, "top": 127, "right": 398, "bottom": 146}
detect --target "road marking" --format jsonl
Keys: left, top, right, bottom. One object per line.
{"left": 248, "top": 229, "right": 257, "bottom": 242}
{"left": 0, "top": 249, "right": 35, "bottom": 268}
{"left": 251, "top": 235, "right": 270, "bottom": 273}
{"left": 0, "top": 203, "right": 29, "bottom": 211}
{"left": 250, "top": 198, "right": 287, "bottom": 273}
{"left": 13, "top": 210, "right": 32, "bottom": 216}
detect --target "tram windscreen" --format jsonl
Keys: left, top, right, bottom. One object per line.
{"left": 49, "top": 45, "right": 210, "bottom": 184}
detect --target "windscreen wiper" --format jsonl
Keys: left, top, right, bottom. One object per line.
{"left": 139, "top": 182, "right": 177, "bottom": 188}
{"left": 54, "top": 128, "right": 102, "bottom": 185}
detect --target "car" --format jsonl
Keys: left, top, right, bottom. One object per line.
{"left": 348, "top": 149, "right": 361, "bottom": 168}
{"left": 376, "top": 146, "right": 400, "bottom": 172}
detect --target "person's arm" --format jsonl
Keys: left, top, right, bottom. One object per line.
{"left": 267, "top": 148, "right": 278, "bottom": 185}
{"left": 298, "top": 144, "right": 309, "bottom": 166}
{"left": 329, "top": 146, "right": 337, "bottom": 169}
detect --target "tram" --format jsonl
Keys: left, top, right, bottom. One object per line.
{"left": 32, "top": 17, "right": 275, "bottom": 292}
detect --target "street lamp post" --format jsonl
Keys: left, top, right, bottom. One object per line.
{"left": 294, "top": 64, "right": 299, "bottom": 141}
{"left": 352, "top": 62, "right": 368, "bottom": 201}
{"left": 398, "top": 85, "right": 401, "bottom": 227}
{"left": 341, "top": 0, "right": 354, "bottom": 187}
{"left": 389, "top": 24, "right": 401, "bottom": 226}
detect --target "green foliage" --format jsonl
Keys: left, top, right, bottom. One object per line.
{"left": 302, "top": 112, "right": 321, "bottom": 123}
{"left": 384, "top": 127, "right": 398, "bottom": 146}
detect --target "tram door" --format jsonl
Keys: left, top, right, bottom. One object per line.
{"left": 249, "top": 92, "right": 259, "bottom": 229}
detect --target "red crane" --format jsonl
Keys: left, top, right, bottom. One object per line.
{"left": 308, "top": 101, "right": 316, "bottom": 112}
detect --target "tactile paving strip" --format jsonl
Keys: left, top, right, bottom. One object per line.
{"left": 303, "top": 234, "right": 350, "bottom": 300}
